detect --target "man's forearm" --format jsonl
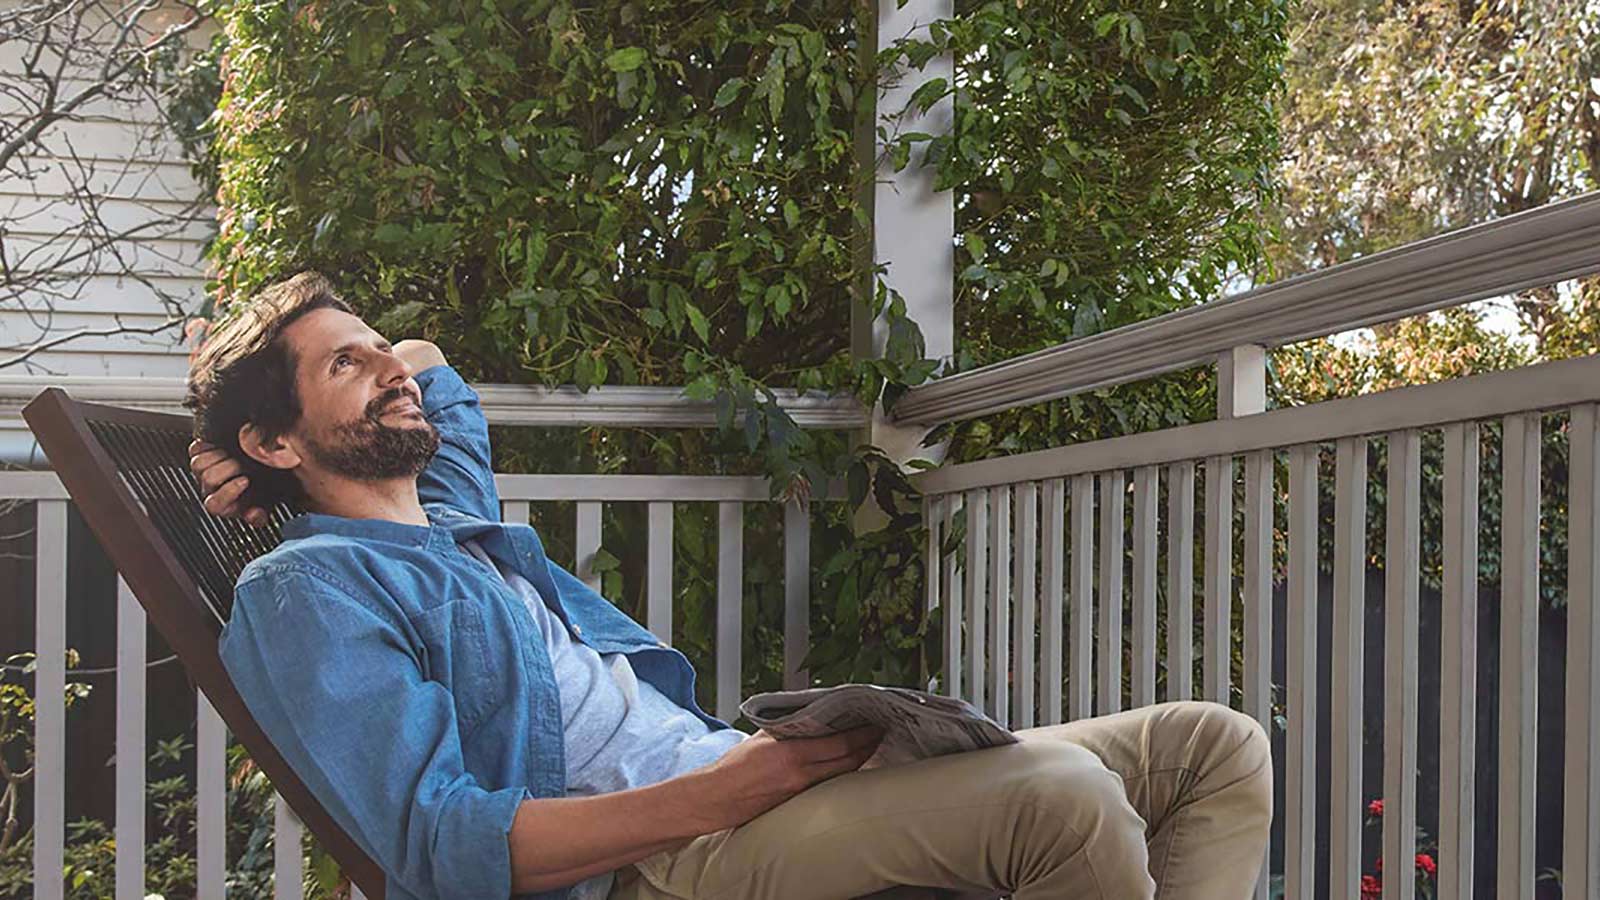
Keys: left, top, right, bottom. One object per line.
{"left": 507, "top": 766, "right": 719, "bottom": 894}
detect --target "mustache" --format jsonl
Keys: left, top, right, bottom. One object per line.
{"left": 365, "top": 386, "right": 420, "bottom": 420}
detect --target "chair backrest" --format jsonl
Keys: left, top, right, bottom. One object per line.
{"left": 22, "top": 388, "right": 386, "bottom": 899}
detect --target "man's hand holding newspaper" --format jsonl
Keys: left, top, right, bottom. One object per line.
{"left": 740, "top": 684, "right": 1017, "bottom": 768}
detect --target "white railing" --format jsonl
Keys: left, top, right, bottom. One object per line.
{"left": 902, "top": 190, "right": 1600, "bottom": 899}
{"left": 3, "top": 470, "right": 830, "bottom": 900}
{"left": 914, "top": 356, "right": 1600, "bottom": 898}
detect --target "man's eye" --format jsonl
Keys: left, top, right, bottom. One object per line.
{"left": 333, "top": 355, "right": 353, "bottom": 372}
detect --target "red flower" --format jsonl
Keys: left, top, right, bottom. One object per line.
{"left": 1416, "top": 854, "right": 1437, "bottom": 876}
{"left": 1368, "top": 798, "right": 1385, "bottom": 817}
{"left": 1376, "top": 857, "right": 1384, "bottom": 873}
{"left": 1361, "top": 874, "right": 1383, "bottom": 899}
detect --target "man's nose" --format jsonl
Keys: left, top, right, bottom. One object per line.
{"left": 379, "top": 351, "right": 413, "bottom": 385}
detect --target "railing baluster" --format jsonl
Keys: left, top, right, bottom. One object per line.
{"left": 1098, "top": 471, "right": 1125, "bottom": 715}
{"left": 1204, "top": 454, "right": 1233, "bottom": 703}
{"left": 1383, "top": 430, "right": 1421, "bottom": 900}
{"left": 575, "top": 501, "right": 603, "bottom": 593}
{"left": 1013, "top": 483, "right": 1038, "bottom": 728}
{"left": 34, "top": 499, "right": 66, "bottom": 900}
{"left": 647, "top": 501, "right": 674, "bottom": 644}
{"left": 1330, "top": 437, "right": 1369, "bottom": 898}
{"left": 1131, "top": 467, "right": 1158, "bottom": 710}
{"left": 785, "top": 498, "right": 811, "bottom": 691}
{"left": 943, "top": 494, "right": 963, "bottom": 699}
{"left": 989, "top": 485, "right": 1012, "bottom": 725}
{"left": 1567, "top": 405, "right": 1600, "bottom": 897}
{"left": 924, "top": 495, "right": 943, "bottom": 690}
{"left": 1041, "top": 478, "right": 1065, "bottom": 724}
{"left": 1241, "top": 451, "right": 1271, "bottom": 733}
{"left": 274, "top": 793, "right": 304, "bottom": 900}
{"left": 1500, "top": 412, "right": 1540, "bottom": 898}
{"left": 197, "top": 690, "right": 228, "bottom": 900}
{"left": 116, "top": 577, "right": 146, "bottom": 900}
{"left": 716, "top": 502, "right": 744, "bottom": 723}
{"left": 1286, "top": 445, "right": 1318, "bottom": 899}
{"left": 1069, "top": 474, "right": 1094, "bottom": 721}
{"left": 1167, "top": 462, "right": 1195, "bottom": 702}
{"left": 965, "top": 489, "right": 989, "bottom": 712}
{"left": 1440, "top": 423, "right": 1479, "bottom": 900}
{"left": 500, "top": 499, "right": 530, "bottom": 525}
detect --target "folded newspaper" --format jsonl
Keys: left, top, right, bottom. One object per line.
{"left": 740, "top": 684, "right": 1017, "bottom": 767}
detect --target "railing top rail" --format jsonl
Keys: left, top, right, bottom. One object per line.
{"left": 893, "top": 191, "right": 1600, "bottom": 426}
{"left": 0, "top": 470, "right": 838, "bottom": 504}
{"left": 912, "top": 352, "right": 1600, "bottom": 496}
{"left": 0, "top": 377, "right": 868, "bottom": 430}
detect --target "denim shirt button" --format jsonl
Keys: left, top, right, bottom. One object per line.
{"left": 571, "top": 623, "right": 582, "bottom": 638}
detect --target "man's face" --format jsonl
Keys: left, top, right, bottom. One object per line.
{"left": 278, "top": 308, "right": 439, "bottom": 480}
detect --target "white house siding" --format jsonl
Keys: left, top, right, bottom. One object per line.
{"left": 0, "top": 4, "right": 218, "bottom": 462}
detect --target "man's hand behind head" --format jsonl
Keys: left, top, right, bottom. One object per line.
{"left": 189, "top": 438, "right": 271, "bottom": 526}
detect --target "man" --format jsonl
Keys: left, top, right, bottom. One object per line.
{"left": 186, "top": 271, "right": 1273, "bottom": 900}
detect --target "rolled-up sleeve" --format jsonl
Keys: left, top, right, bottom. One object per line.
{"left": 220, "top": 568, "right": 526, "bottom": 900}
{"left": 413, "top": 364, "right": 500, "bottom": 521}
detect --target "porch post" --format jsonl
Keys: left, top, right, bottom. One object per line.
{"left": 852, "top": 0, "right": 955, "bottom": 474}
{"left": 1218, "top": 344, "right": 1267, "bottom": 418}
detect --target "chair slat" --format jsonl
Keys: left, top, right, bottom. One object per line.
{"left": 500, "top": 500, "right": 530, "bottom": 525}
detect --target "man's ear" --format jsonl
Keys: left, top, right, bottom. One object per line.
{"left": 238, "top": 422, "right": 303, "bottom": 472}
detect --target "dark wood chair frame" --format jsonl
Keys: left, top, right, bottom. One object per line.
{"left": 23, "top": 388, "right": 387, "bottom": 899}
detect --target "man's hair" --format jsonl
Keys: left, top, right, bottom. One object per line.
{"left": 185, "top": 271, "right": 353, "bottom": 508}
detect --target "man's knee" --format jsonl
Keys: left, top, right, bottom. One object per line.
{"left": 995, "top": 741, "right": 1143, "bottom": 829}
{"left": 1163, "top": 701, "right": 1273, "bottom": 820}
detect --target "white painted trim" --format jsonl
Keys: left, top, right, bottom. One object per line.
{"left": 893, "top": 191, "right": 1600, "bottom": 424}
{"left": 914, "top": 352, "right": 1600, "bottom": 496}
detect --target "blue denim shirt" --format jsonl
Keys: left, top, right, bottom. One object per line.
{"left": 218, "top": 365, "right": 727, "bottom": 900}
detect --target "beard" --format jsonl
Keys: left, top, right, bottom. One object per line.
{"left": 303, "top": 387, "right": 440, "bottom": 480}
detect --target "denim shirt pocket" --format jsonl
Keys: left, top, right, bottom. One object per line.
{"left": 407, "top": 598, "right": 506, "bottom": 736}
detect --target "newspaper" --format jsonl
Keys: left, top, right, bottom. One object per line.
{"left": 740, "top": 683, "right": 1017, "bottom": 767}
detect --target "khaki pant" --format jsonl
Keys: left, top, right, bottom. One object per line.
{"left": 611, "top": 701, "right": 1272, "bottom": 900}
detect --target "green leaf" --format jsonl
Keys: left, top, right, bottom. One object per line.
{"left": 963, "top": 232, "right": 986, "bottom": 263}
{"left": 685, "top": 302, "right": 711, "bottom": 343}
{"left": 713, "top": 77, "right": 746, "bottom": 108}
{"left": 605, "top": 47, "right": 649, "bottom": 72}
{"left": 374, "top": 301, "right": 428, "bottom": 334}
{"left": 783, "top": 199, "right": 801, "bottom": 229}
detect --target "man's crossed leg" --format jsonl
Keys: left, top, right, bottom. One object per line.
{"left": 613, "top": 701, "right": 1273, "bottom": 900}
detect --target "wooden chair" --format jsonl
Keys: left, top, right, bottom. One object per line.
{"left": 22, "top": 388, "right": 387, "bottom": 899}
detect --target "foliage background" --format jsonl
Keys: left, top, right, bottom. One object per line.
{"left": 194, "top": 0, "right": 1291, "bottom": 695}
